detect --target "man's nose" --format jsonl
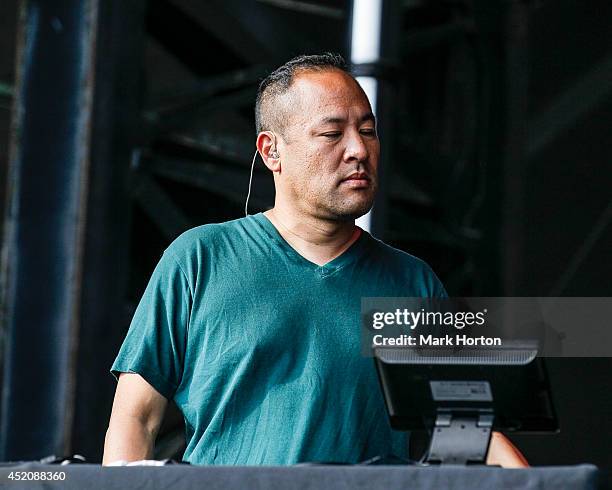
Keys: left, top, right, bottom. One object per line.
{"left": 344, "top": 131, "right": 369, "bottom": 162}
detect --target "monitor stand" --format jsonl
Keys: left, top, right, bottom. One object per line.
{"left": 426, "top": 411, "right": 494, "bottom": 465}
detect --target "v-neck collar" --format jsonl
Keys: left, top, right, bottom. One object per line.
{"left": 252, "top": 212, "right": 369, "bottom": 275}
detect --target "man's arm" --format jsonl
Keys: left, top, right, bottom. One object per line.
{"left": 486, "top": 431, "right": 530, "bottom": 468}
{"left": 102, "top": 372, "right": 168, "bottom": 465}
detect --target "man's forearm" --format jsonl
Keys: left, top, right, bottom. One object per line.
{"left": 102, "top": 416, "right": 156, "bottom": 465}
{"left": 486, "top": 431, "right": 529, "bottom": 468}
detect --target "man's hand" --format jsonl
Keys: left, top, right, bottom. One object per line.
{"left": 486, "top": 431, "right": 529, "bottom": 468}
{"left": 102, "top": 373, "right": 168, "bottom": 465}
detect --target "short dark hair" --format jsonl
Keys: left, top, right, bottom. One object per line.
{"left": 255, "top": 53, "right": 349, "bottom": 135}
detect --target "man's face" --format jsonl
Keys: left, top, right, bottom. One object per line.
{"left": 275, "top": 69, "right": 379, "bottom": 221}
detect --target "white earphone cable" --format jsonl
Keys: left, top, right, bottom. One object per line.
{"left": 245, "top": 150, "right": 259, "bottom": 216}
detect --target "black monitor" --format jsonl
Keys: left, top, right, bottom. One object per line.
{"left": 373, "top": 343, "right": 558, "bottom": 465}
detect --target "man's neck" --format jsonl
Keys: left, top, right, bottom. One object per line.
{"left": 264, "top": 207, "right": 362, "bottom": 267}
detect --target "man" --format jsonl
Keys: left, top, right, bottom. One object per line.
{"left": 103, "top": 54, "right": 527, "bottom": 467}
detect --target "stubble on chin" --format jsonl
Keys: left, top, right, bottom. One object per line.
{"left": 322, "top": 187, "right": 377, "bottom": 221}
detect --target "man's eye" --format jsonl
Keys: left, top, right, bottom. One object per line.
{"left": 322, "top": 132, "right": 342, "bottom": 139}
{"left": 361, "top": 128, "right": 377, "bottom": 136}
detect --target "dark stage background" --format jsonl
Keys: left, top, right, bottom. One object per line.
{"left": 0, "top": 0, "right": 610, "bottom": 470}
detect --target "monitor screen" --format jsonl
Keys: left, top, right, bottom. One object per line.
{"left": 374, "top": 345, "right": 558, "bottom": 433}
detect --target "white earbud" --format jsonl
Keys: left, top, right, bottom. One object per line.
{"left": 245, "top": 136, "right": 280, "bottom": 216}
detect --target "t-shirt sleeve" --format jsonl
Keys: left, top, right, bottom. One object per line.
{"left": 416, "top": 259, "right": 448, "bottom": 299}
{"left": 110, "top": 250, "right": 192, "bottom": 400}
{"left": 430, "top": 268, "right": 448, "bottom": 299}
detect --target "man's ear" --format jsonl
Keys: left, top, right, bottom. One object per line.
{"left": 256, "top": 131, "right": 281, "bottom": 173}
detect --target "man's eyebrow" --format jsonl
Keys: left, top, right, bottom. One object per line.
{"left": 361, "top": 113, "right": 376, "bottom": 124}
{"left": 317, "top": 113, "right": 377, "bottom": 125}
{"left": 318, "top": 116, "right": 345, "bottom": 125}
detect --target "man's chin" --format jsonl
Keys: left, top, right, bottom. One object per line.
{"left": 328, "top": 200, "right": 374, "bottom": 221}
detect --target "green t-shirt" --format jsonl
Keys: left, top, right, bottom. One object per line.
{"left": 111, "top": 213, "right": 446, "bottom": 465}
